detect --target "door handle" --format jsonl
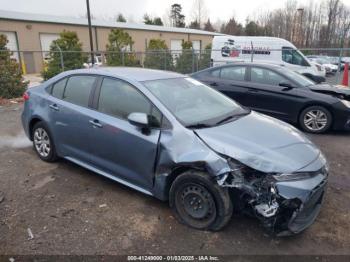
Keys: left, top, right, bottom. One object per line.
{"left": 49, "top": 104, "right": 59, "bottom": 111}
{"left": 89, "top": 119, "right": 102, "bottom": 128}
{"left": 209, "top": 82, "right": 218, "bottom": 87}
{"left": 247, "top": 88, "right": 259, "bottom": 93}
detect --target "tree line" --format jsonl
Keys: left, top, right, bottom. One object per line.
{"left": 114, "top": 0, "right": 350, "bottom": 49}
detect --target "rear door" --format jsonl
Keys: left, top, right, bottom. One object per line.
{"left": 246, "top": 66, "right": 302, "bottom": 122}
{"left": 196, "top": 66, "right": 250, "bottom": 105}
{"left": 88, "top": 77, "right": 162, "bottom": 190}
{"left": 48, "top": 75, "right": 97, "bottom": 163}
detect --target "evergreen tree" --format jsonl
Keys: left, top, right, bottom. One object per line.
{"left": 116, "top": 13, "right": 127, "bottom": 22}
{"left": 0, "top": 34, "right": 27, "bottom": 98}
{"left": 189, "top": 20, "right": 201, "bottom": 29}
{"left": 144, "top": 39, "right": 173, "bottom": 70}
{"left": 42, "top": 31, "right": 87, "bottom": 80}
{"left": 204, "top": 19, "right": 215, "bottom": 32}
{"left": 198, "top": 43, "right": 212, "bottom": 70}
{"left": 106, "top": 29, "right": 139, "bottom": 66}
{"left": 143, "top": 14, "right": 164, "bottom": 26}
{"left": 221, "top": 17, "right": 244, "bottom": 35}
{"left": 143, "top": 14, "right": 153, "bottom": 25}
{"left": 170, "top": 4, "right": 186, "bottom": 27}
{"left": 175, "top": 41, "right": 193, "bottom": 74}
{"left": 245, "top": 21, "right": 265, "bottom": 36}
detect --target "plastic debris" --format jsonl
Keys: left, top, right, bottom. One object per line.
{"left": 27, "top": 228, "right": 34, "bottom": 240}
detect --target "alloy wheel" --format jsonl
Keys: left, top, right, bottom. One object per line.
{"left": 33, "top": 128, "right": 51, "bottom": 158}
{"left": 303, "top": 110, "right": 328, "bottom": 132}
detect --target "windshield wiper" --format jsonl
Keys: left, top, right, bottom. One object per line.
{"left": 215, "top": 111, "right": 250, "bottom": 125}
{"left": 186, "top": 123, "right": 213, "bottom": 129}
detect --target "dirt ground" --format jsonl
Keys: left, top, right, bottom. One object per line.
{"left": 0, "top": 103, "right": 349, "bottom": 256}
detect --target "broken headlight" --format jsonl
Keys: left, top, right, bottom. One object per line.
{"left": 272, "top": 172, "right": 316, "bottom": 182}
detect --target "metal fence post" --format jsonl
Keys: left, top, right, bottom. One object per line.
{"left": 336, "top": 47, "right": 343, "bottom": 84}
{"left": 55, "top": 44, "right": 64, "bottom": 71}
{"left": 192, "top": 49, "right": 195, "bottom": 73}
{"left": 164, "top": 50, "right": 167, "bottom": 70}
{"left": 122, "top": 51, "right": 125, "bottom": 66}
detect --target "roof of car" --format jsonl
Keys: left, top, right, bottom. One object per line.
{"left": 67, "top": 67, "right": 185, "bottom": 82}
{"left": 191, "top": 62, "right": 283, "bottom": 75}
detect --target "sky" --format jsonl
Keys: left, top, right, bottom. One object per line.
{"left": 1, "top": 0, "right": 350, "bottom": 26}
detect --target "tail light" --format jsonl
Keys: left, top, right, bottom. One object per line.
{"left": 23, "top": 92, "right": 30, "bottom": 101}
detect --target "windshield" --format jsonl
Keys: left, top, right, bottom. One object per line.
{"left": 276, "top": 68, "right": 315, "bottom": 87}
{"left": 143, "top": 77, "right": 248, "bottom": 127}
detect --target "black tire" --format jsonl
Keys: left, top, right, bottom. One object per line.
{"left": 169, "top": 170, "right": 233, "bottom": 231}
{"left": 32, "top": 122, "right": 58, "bottom": 162}
{"left": 299, "top": 105, "right": 332, "bottom": 134}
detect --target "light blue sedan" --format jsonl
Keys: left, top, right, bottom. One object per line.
{"left": 22, "top": 67, "right": 328, "bottom": 235}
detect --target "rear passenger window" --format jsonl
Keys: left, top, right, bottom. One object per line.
{"left": 63, "top": 76, "right": 96, "bottom": 107}
{"left": 220, "top": 66, "right": 246, "bottom": 81}
{"left": 98, "top": 78, "right": 161, "bottom": 125}
{"left": 51, "top": 78, "right": 67, "bottom": 99}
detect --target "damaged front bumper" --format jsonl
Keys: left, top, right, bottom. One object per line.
{"left": 217, "top": 161, "right": 328, "bottom": 236}
{"left": 274, "top": 171, "right": 327, "bottom": 236}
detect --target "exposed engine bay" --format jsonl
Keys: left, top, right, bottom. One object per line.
{"left": 216, "top": 159, "right": 328, "bottom": 236}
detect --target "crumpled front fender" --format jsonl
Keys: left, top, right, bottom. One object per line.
{"left": 152, "top": 129, "right": 231, "bottom": 200}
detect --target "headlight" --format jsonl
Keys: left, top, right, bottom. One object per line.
{"left": 272, "top": 172, "right": 316, "bottom": 182}
{"left": 340, "top": 99, "right": 350, "bottom": 108}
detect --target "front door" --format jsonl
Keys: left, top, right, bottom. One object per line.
{"left": 246, "top": 67, "right": 303, "bottom": 122}
{"left": 88, "top": 77, "right": 161, "bottom": 190}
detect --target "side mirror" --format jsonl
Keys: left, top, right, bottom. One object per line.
{"left": 279, "top": 81, "right": 294, "bottom": 89}
{"left": 127, "top": 112, "right": 149, "bottom": 129}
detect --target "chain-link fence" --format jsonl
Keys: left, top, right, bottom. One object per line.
{"left": 1, "top": 47, "right": 350, "bottom": 98}
{"left": 0, "top": 49, "right": 212, "bottom": 75}
{"left": 2, "top": 47, "right": 350, "bottom": 75}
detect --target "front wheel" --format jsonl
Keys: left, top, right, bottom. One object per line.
{"left": 299, "top": 106, "right": 332, "bottom": 134}
{"left": 169, "top": 170, "right": 233, "bottom": 231}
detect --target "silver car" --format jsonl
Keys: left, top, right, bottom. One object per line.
{"left": 22, "top": 67, "right": 328, "bottom": 235}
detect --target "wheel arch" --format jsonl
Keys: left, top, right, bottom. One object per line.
{"left": 28, "top": 117, "right": 44, "bottom": 141}
{"left": 153, "top": 165, "right": 208, "bottom": 201}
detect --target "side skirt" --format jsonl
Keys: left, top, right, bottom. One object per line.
{"left": 64, "top": 156, "right": 153, "bottom": 196}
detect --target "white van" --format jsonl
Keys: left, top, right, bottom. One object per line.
{"left": 211, "top": 35, "right": 326, "bottom": 83}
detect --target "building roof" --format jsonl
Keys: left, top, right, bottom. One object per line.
{"left": 0, "top": 10, "right": 219, "bottom": 36}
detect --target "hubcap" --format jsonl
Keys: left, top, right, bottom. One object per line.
{"left": 304, "top": 110, "right": 328, "bottom": 131}
{"left": 180, "top": 184, "right": 215, "bottom": 221}
{"left": 34, "top": 128, "right": 51, "bottom": 157}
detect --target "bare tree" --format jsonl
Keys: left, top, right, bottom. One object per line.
{"left": 190, "top": 0, "right": 208, "bottom": 28}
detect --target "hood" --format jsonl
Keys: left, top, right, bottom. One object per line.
{"left": 309, "top": 83, "right": 350, "bottom": 97}
{"left": 195, "top": 112, "right": 322, "bottom": 174}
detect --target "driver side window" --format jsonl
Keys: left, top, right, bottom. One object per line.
{"left": 282, "top": 47, "right": 309, "bottom": 66}
{"left": 97, "top": 77, "right": 162, "bottom": 127}
{"left": 251, "top": 67, "right": 291, "bottom": 86}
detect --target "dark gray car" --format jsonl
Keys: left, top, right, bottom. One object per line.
{"left": 22, "top": 67, "right": 328, "bottom": 236}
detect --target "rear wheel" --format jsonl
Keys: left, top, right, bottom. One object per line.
{"left": 169, "top": 170, "right": 233, "bottom": 231}
{"left": 32, "top": 122, "right": 58, "bottom": 162}
{"left": 299, "top": 106, "right": 332, "bottom": 134}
